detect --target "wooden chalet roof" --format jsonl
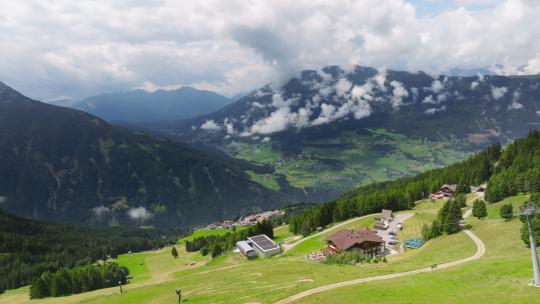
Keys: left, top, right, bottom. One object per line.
{"left": 327, "top": 228, "right": 383, "bottom": 251}
{"left": 441, "top": 184, "right": 457, "bottom": 192}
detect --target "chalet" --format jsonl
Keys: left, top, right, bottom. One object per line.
{"left": 326, "top": 228, "right": 385, "bottom": 257}
{"left": 430, "top": 184, "right": 457, "bottom": 199}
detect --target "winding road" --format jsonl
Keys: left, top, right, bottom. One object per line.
{"left": 274, "top": 208, "right": 485, "bottom": 304}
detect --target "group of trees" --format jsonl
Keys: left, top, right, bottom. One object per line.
{"left": 486, "top": 131, "right": 540, "bottom": 202}
{"left": 184, "top": 220, "right": 274, "bottom": 258}
{"left": 422, "top": 199, "right": 463, "bottom": 240}
{"left": 0, "top": 209, "right": 179, "bottom": 293}
{"left": 288, "top": 143, "right": 500, "bottom": 236}
{"left": 29, "top": 263, "right": 128, "bottom": 299}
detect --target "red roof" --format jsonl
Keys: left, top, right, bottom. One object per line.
{"left": 327, "top": 228, "right": 384, "bottom": 251}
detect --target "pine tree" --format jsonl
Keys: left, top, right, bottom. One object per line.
{"left": 455, "top": 193, "right": 467, "bottom": 208}
{"left": 472, "top": 200, "right": 487, "bottom": 219}
{"left": 500, "top": 203, "right": 514, "bottom": 221}
{"left": 444, "top": 200, "right": 463, "bottom": 234}
{"left": 171, "top": 246, "right": 179, "bottom": 258}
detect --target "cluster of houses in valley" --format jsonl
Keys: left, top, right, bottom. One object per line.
{"left": 201, "top": 209, "right": 285, "bottom": 230}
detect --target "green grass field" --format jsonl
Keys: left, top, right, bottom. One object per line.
{"left": 179, "top": 227, "right": 238, "bottom": 243}
{"left": 3, "top": 195, "right": 539, "bottom": 304}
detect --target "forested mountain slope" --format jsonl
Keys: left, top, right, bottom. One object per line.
{"left": 0, "top": 208, "right": 177, "bottom": 292}
{"left": 0, "top": 82, "right": 285, "bottom": 228}
{"left": 289, "top": 130, "right": 540, "bottom": 234}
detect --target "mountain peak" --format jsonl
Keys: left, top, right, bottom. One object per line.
{"left": 0, "top": 81, "right": 27, "bottom": 105}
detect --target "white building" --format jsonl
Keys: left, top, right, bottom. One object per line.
{"left": 236, "top": 234, "right": 281, "bottom": 258}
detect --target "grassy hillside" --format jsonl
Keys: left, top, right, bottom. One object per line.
{"left": 0, "top": 196, "right": 487, "bottom": 304}
{"left": 294, "top": 197, "right": 538, "bottom": 304}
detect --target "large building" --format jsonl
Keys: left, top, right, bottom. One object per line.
{"left": 236, "top": 234, "right": 281, "bottom": 258}
{"left": 326, "top": 228, "right": 385, "bottom": 257}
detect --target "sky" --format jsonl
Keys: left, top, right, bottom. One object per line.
{"left": 1, "top": 0, "right": 539, "bottom": 101}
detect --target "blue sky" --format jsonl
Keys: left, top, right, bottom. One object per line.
{"left": 408, "top": 0, "right": 497, "bottom": 17}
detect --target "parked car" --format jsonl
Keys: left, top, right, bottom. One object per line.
{"left": 397, "top": 223, "right": 403, "bottom": 230}
{"left": 388, "top": 239, "right": 398, "bottom": 245}
{"left": 389, "top": 230, "right": 397, "bottom": 236}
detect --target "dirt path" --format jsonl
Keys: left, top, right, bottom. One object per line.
{"left": 274, "top": 209, "right": 485, "bottom": 304}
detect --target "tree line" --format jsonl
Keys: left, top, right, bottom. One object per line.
{"left": 0, "top": 209, "right": 181, "bottom": 293}
{"left": 485, "top": 130, "right": 540, "bottom": 202}
{"left": 184, "top": 220, "right": 274, "bottom": 258}
{"left": 29, "top": 263, "right": 129, "bottom": 299}
{"left": 422, "top": 199, "right": 463, "bottom": 240}
{"left": 288, "top": 142, "right": 501, "bottom": 235}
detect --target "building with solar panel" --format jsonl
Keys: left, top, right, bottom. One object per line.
{"left": 236, "top": 234, "right": 281, "bottom": 258}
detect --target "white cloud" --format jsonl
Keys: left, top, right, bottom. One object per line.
{"left": 422, "top": 95, "right": 436, "bottom": 104}
{"left": 250, "top": 107, "right": 295, "bottom": 134}
{"left": 508, "top": 91, "right": 523, "bottom": 110}
{"left": 425, "top": 105, "right": 447, "bottom": 115}
{"left": 536, "top": 110, "right": 540, "bottom": 116}
{"left": 91, "top": 205, "right": 110, "bottom": 218}
{"left": 430, "top": 80, "right": 444, "bottom": 93}
{"left": 2, "top": 1, "right": 540, "bottom": 100}
{"left": 201, "top": 120, "right": 221, "bottom": 131}
{"left": 491, "top": 86, "right": 508, "bottom": 100}
{"left": 470, "top": 81, "right": 479, "bottom": 89}
{"left": 390, "top": 80, "right": 408, "bottom": 108}
{"left": 127, "top": 206, "right": 153, "bottom": 222}
{"left": 335, "top": 78, "right": 352, "bottom": 97}
{"left": 0, "top": 196, "right": 7, "bottom": 203}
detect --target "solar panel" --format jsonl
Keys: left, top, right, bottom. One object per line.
{"left": 249, "top": 235, "right": 279, "bottom": 251}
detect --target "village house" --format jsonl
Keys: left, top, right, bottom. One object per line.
{"left": 325, "top": 228, "right": 385, "bottom": 257}
{"left": 429, "top": 184, "right": 457, "bottom": 199}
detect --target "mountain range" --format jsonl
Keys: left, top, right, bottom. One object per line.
{"left": 132, "top": 66, "right": 540, "bottom": 201}
{"left": 0, "top": 81, "right": 285, "bottom": 228}
{"left": 72, "top": 86, "right": 232, "bottom": 123}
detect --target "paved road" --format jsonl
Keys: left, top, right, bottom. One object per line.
{"left": 282, "top": 214, "right": 374, "bottom": 252}
{"left": 376, "top": 213, "right": 414, "bottom": 246}
{"left": 274, "top": 210, "right": 485, "bottom": 304}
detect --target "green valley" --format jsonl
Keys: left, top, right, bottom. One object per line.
{"left": 228, "top": 129, "right": 469, "bottom": 198}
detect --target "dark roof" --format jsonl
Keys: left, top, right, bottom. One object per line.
{"left": 327, "top": 228, "right": 384, "bottom": 251}
{"left": 247, "top": 234, "right": 279, "bottom": 252}
{"left": 441, "top": 184, "right": 457, "bottom": 192}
